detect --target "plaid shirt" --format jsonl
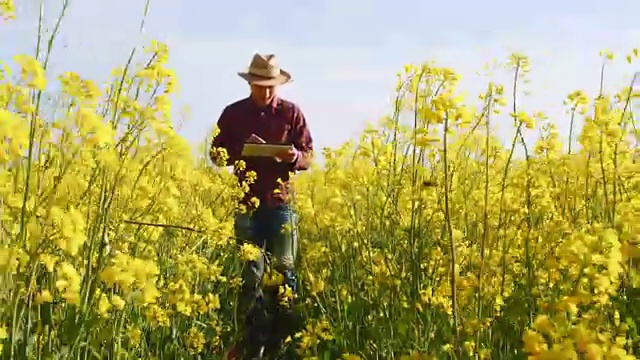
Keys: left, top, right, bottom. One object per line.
{"left": 210, "top": 96, "right": 313, "bottom": 209}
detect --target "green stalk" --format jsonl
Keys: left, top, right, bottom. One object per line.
{"left": 442, "top": 111, "right": 461, "bottom": 356}
{"left": 408, "top": 67, "right": 426, "bottom": 317}
{"left": 475, "top": 88, "right": 493, "bottom": 355}
{"left": 496, "top": 61, "right": 522, "bottom": 296}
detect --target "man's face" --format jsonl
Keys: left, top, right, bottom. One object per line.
{"left": 250, "top": 84, "right": 277, "bottom": 106}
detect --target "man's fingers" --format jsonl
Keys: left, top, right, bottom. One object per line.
{"left": 275, "top": 150, "right": 295, "bottom": 157}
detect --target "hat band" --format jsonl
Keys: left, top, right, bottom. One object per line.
{"left": 248, "top": 67, "right": 280, "bottom": 78}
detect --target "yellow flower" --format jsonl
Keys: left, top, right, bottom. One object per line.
{"left": 533, "top": 315, "right": 554, "bottom": 335}
{"left": 183, "top": 327, "right": 205, "bottom": 354}
{"left": 278, "top": 284, "right": 294, "bottom": 306}
{"left": 523, "top": 330, "right": 547, "bottom": 355}
{"left": 342, "top": 354, "right": 362, "bottom": 360}
{"left": 13, "top": 54, "right": 47, "bottom": 90}
{"left": 126, "top": 326, "right": 142, "bottom": 345}
{"left": 97, "top": 294, "right": 111, "bottom": 317}
{"left": 240, "top": 243, "right": 261, "bottom": 262}
{"left": 55, "top": 262, "right": 81, "bottom": 305}
{"left": 1, "top": 0, "right": 16, "bottom": 20}
{"left": 111, "top": 295, "right": 126, "bottom": 310}
{"left": 0, "top": 325, "right": 6, "bottom": 355}
{"left": 34, "top": 290, "right": 53, "bottom": 305}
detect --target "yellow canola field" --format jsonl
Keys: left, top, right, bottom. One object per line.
{"left": 2, "top": 3, "right": 640, "bottom": 359}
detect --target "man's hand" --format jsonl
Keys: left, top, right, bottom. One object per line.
{"left": 275, "top": 145, "right": 298, "bottom": 163}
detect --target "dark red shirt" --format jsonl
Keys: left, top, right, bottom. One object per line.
{"left": 210, "top": 96, "right": 313, "bottom": 209}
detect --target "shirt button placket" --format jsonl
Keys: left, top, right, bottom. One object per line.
{"left": 257, "top": 110, "right": 266, "bottom": 139}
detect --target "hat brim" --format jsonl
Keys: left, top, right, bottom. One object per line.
{"left": 237, "top": 69, "right": 292, "bottom": 86}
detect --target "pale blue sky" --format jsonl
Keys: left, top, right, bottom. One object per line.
{"left": 2, "top": 0, "right": 640, "bottom": 158}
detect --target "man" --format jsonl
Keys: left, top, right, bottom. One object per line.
{"left": 210, "top": 53, "right": 313, "bottom": 359}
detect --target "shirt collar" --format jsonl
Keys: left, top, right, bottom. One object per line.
{"left": 248, "top": 96, "right": 280, "bottom": 111}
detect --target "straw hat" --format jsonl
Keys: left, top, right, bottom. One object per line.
{"left": 238, "top": 53, "right": 292, "bottom": 86}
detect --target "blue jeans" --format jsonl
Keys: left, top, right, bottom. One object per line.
{"left": 234, "top": 204, "right": 298, "bottom": 311}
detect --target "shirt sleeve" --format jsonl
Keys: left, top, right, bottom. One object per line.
{"left": 290, "top": 106, "right": 313, "bottom": 171}
{"left": 210, "top": 106, "right": 243, "bottom": 167}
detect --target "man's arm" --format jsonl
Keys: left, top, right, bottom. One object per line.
{"left": 210, "top": 107, "right": 243, "bottom": 167}
{"left": 290, "top": 106, "right": 313, "bottom": 171}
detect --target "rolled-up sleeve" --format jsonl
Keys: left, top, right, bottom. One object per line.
{"left": 291, "top": 106, "right": 313, "bottom": 171}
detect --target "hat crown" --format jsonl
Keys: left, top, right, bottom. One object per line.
{"left": 238, "top": 52, "right": 291, "bottom": 85}
{"left": 247, "top": 53, "right": 280, "bottom": 78}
